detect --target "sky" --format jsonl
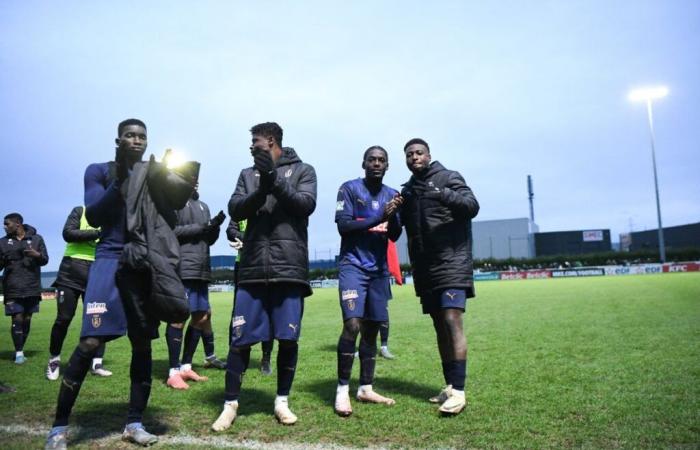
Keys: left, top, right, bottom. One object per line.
{"left": 1, "top": 0, "right": 699, "bottom": 270}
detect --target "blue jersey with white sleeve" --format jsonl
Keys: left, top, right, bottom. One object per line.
{"left": 335, "top": 178, "right": 401, "bottom": 274}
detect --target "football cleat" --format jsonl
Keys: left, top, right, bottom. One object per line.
{"left": 180, "top": 368, "right": 208, "bottom": 382}
{"left": 438, "top": 390, "right": 466, "bottom": 415}
{"left": 274, "top": 398, "right": 298, "bottom": 425}
{"left": 91, "top": 364, "right": 113, "bottom": 377}
{"left": 379, "top": 346, "right": 395, "bottom": 359}
{"left": 122, "top": 424, "right": 158, "bottom": 446}
{"left": 14, "top": 354, "right": 27, "bottom": 365}
{"left": 429, "top": 385, "right": 452, "bottom": 404}
{"left": 212, "top": 401, "right": 238, "bottom": 431}
{"left": 334, "top": 390, "right": 353, "bottom": 417}
{"left": 357, "top": 386, "right": 395, "bottom": 405}
{"left": 204, "top": 356, "right": 227, "bottom": 370}
{"left": 166, "top": 372, "right": 189, "bottom": 390}
{"left": 44, "top": 428, "right": 68, "bottom": 450}
{"left": 46, "top": 360, "right": 60, "bottom": 381}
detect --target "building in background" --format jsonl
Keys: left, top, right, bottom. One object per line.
{"left": 473, "top": 218, "right": 538, "bottom": 260}
{"left": 535, "top": 229, "right": 611, "bottom": 256}
{"left": 625, "top": 222, "right": 700, "bottom": 252}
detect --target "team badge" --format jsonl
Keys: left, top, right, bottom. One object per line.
{"left": 91, "top": 315, "right": 101, "bottom": 328}
{"left": 285, "top": 169, "right": 293, "bottom": 178}
{"left": 336, "top": 200, "right": 345, "bottom": 211}
{"left": 347, "top": 299, "right": 356, "bottom": 311}
{"left": 371, "top": 200, "right": 379, "bottom": 210}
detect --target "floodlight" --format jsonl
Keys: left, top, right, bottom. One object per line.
{"left": 628, "top": 86, "right": 669, "bottom": 102}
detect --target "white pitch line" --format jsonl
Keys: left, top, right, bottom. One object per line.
{"left": 0, "top": 424, "right": 389, "bottom": 449}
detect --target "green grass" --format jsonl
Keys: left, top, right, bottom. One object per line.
{"left": 1, "top": 273, "right": 699, "bottom": 449}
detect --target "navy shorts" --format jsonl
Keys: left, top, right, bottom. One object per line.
{"left": 184, "top": 280, "right": 210, "bottom": 313}
{"left": 81, "top": 258, "right": 128, "bottom": 338}
{"left": 4, "top": 296, "right": 41, "bottom": 316}
{"left": 338, "top": 265, "right": 391, "bottom": 322}
{"left": 420, "top": 288, "right": 467, "bottom": 315}
{"left": 230, "top": 283, "right": 304, "bottom": 347}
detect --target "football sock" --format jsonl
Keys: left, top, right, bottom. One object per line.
{"left": 337, "top": 337, "right": 356, "bottom": 385}
{"left": 450, "top": 360, "right": 467, "bottom": 391}
{"left": 53, "top": 345, "right": 94, "bottom": 426}
{"left": 358, "top": 340, "right": 376, "bottom": 386}
{"left": 379, "top": 321, "right": 389, "bottom": 347}
{"left": 441, "top": 361, "right": 450, "bottom": 385}
{"left": 182, "top": 325, "right": 202, "bottom": 365}
{"left": 261, "top": 339, "right": 274, "bottom": 354}
{"left": 49, "top": 319, "right": 70, "bottom": 357}
{"left": 91, "top": 358, "right": 103, "bottom": 370}
{"left": 11, "top": 317, "right": 24, "bottom": 352}
{"left": 202, "top": 330, "right": 215, "bottom": 357}
{"left": 165, "top": 325, "right": 183, "bottom": 369}
{"left": 276, "top": 343, "right": 299, "bottom": 396}
{"left": 95, "top": 342, "right": 106, "bottom": 359}
{"left": 224, "top": 347, "right": 250, "bottom": 402}
{"left": 127, "top": 348, "right": 152, "bottom": 424}
{"left": 22, "top": 317, "right": 32, "bottom": 346}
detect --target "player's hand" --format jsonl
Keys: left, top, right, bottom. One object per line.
{"left": 382, "top": 195, "right": 404, "bottom": 220}
{"left": 115, "top": 142, "right": 131, "bottom": 182}
{"left": 210, "top": 210, "right": 226, "bottom": 227}
{"left": 23, "top": 247, "right": 41, "bottom": 259}
{"left": 253, "top": 149, "right": 274, "bottom": 174}
{"left": 228, "top": 238, "right": 244, "bottom": 250}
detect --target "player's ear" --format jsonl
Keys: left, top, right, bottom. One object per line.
{"left": 115, "top": 138, "right": 120, "bottom": 146}
{"left": 361, "top": 160, "right": 366, "bottom": 170}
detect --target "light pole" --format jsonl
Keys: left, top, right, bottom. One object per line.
{"left": 628, "top": 86, "right": 668, "bottom": 262}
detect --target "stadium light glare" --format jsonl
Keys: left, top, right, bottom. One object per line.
{"left": 628, "top": 85, "right": 668, "bottom": 262}
{"left": 628, "top": 86, "right": 669, "bottom": 102}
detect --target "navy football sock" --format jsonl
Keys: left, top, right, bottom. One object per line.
{"left": 127, "top": 349, "right": 152, "bottom": 424}
{"left": 182, "top": 325, "right": 202, "bottom": 365}
{"left": 11, "top": 317, "right": 24, "bottom": 352}
{"left": 379, "top": 321, "right": 389, "bottom": 347}
{"left": 276, "top": 342, "right": 299, "bottom": 396}
{"left": 358, "top": 340, "right": 377, "bottom": 386}
{"left": 261, "top": 339, "right": 274, "bottom": 355}
{"left": 450, "top": 360, "right": 467, "bottom": 391}
{"left": 53, "top": 345, "right": 94, "bottom": 427}
{"left": 337, "top": 337, "right": 356, "bottom": 385}
{"left": 441, "top": 361, "right": 450, "bottom": 385}
{"left": 201, "top": 330, "right": 215, "bottom": 358}
{"left": 94, "top": 342, "right": 106, "bottom": 359}
{"left": 224, "top": 347, "right": 250, "bottom": 402}
{"left": 22, "top": 317, "right": 32, "bottom": 346}
{"left": 165, "top": 325, "right": 183, "bottom": 369}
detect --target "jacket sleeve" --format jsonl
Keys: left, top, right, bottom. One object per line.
{"left": 226, "top": 219, "right": 243, "bottom": 241}
{"left": 387, "top": 212, "right": 402, "bottom": 242}
{"left": 203, "top": 203, "right": 220, "bottom": 246}
{"left": 62, "top": 206, "right": 100, "bottom": 243}
{"left": 173, "top": 207, "right": 205, "bottom": 241}
{"left": 84, "top": 163, "right": 122, "bottom": 228}
{"left": 35, "top": 235, "right": 49, "bottom": 266}
{"left": 442, "top": 172, "right": 480, "bottom": 220}
{"left": 269, "top": 164, "right": 317, "bottom": 217}
{"left": 229, "top": 170, "right": 267, "bottom": 221}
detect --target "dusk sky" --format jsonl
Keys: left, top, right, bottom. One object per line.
{"left": 2, "top": 1, "right": 698, "bottom": 270}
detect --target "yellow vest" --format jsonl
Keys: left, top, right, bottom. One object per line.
{"left": 63, "top": 207, "right": 98, "bottom": 261}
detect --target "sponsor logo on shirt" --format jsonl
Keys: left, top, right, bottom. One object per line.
{"left": 86, "top": 302, "right": 107, "bottom": 314}
{"left": 341, "top": 289, "right": 358, "bottom": 300}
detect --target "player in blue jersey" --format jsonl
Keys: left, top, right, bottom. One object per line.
{"left": 333, "top": 146, "right": 403, "bottom": 416}
{"left": 45, "top": 119, "right": 159, "bottom": 449}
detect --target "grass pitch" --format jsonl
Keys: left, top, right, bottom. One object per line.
{"left": 1, "top": 273, "right": 698, "bottom": 449}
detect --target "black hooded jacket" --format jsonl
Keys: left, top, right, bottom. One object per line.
{"left": 0, "top": 225, "right": 49, "bottom": 299}
{"left": 400, "top": 161, "right": 479, "bottom": 298}
{"left": 228, "top": 147, "right": 317, "bottom": 296}
{"left": 174, "top": 197, "right": 219, "bottom": 281}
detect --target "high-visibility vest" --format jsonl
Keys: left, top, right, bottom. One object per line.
{"left": 63, "top": 207, "right": 99, "bottom": 261}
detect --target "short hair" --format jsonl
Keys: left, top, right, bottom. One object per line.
{"left": 403, "top": 138, "right": 430, "bottom": 152}
{"left": 118, "top": 118, "right": 147, "bottom": 136}
{"left": 363, "top": 145, "right": 388, "bottom": 162}
{"left": 4, "top": 213, "right": 23, "bottom": 224}
{"left": 250, "top": 122, "right": 283, "bottom": 146}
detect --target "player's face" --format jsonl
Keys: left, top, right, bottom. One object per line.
{"left": 116, "top": 124, "right": 148, "bottom": 159}
{"left": 362, "top": 149, "right": 388, "bottom": 182}
{"left": 250, "top": 134, "right": 273, "bottom": 155}
{"left": 3, "top": 219, "right": 19, "bottom": 237}
{"left": 405, "top": 143, "right": 431, "bottom": 174}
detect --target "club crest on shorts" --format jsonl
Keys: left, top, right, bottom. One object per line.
{"left": 91, "top": 315, "right": 101, "bottom": 328}
{"left": 346, "top": 298, "right": 356, "bottom": 311}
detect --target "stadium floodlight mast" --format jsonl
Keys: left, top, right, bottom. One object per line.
{"left": 628, "top": 85, "right": 668, "bottom": 263}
